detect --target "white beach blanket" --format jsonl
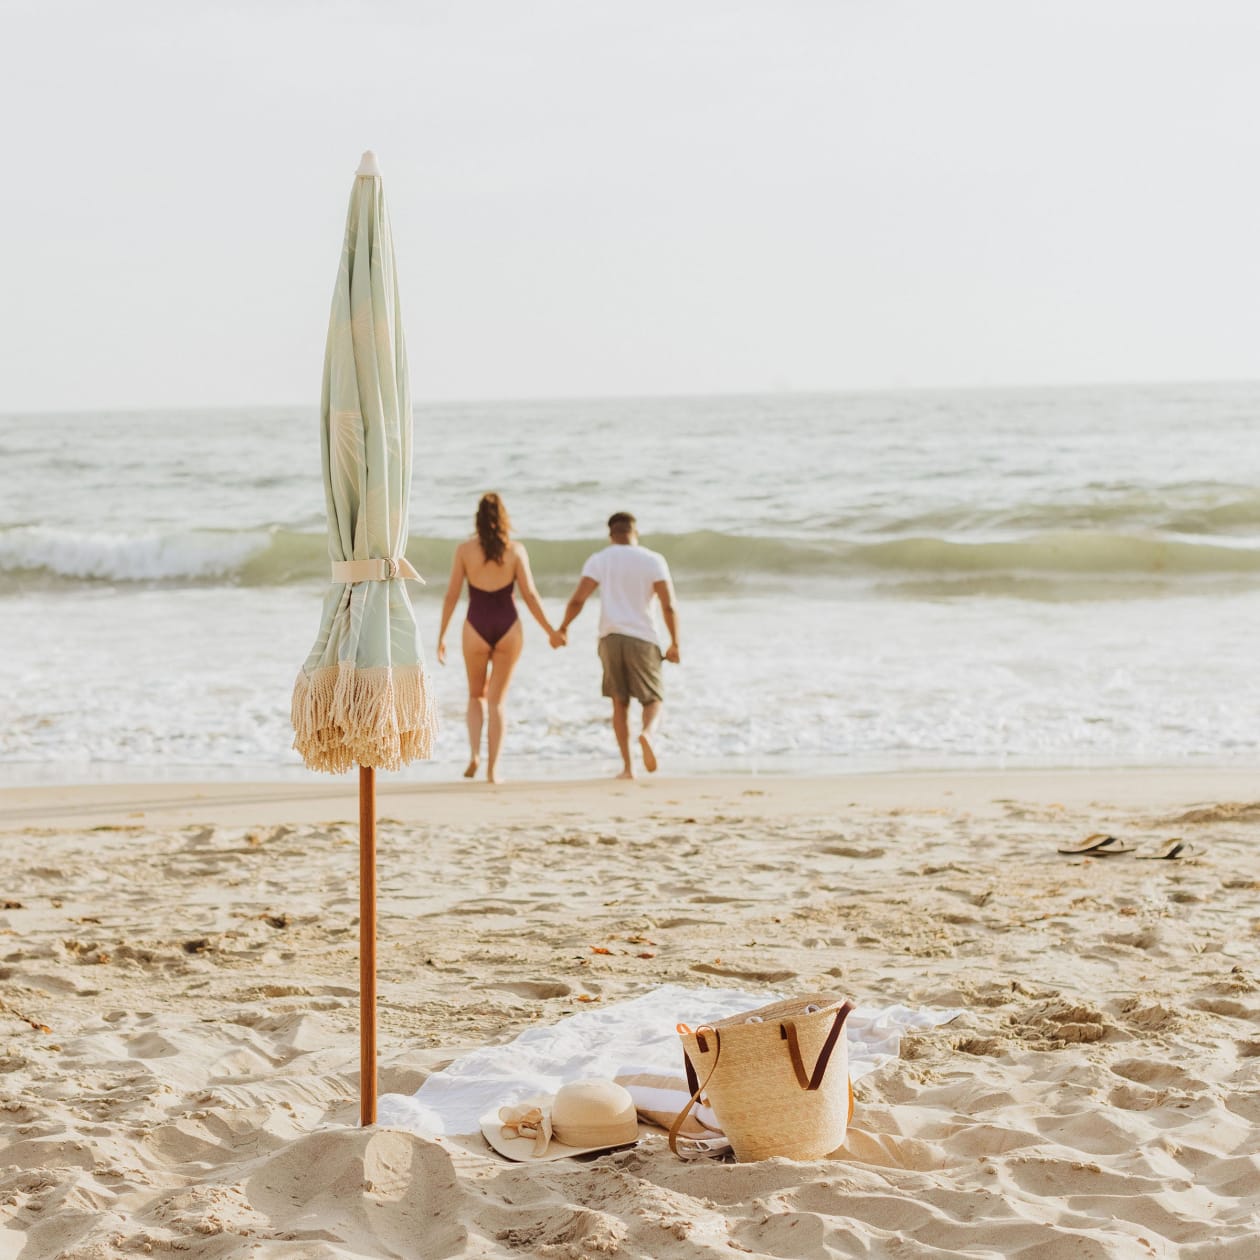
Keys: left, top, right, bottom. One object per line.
{"left": 378, "top": 984, "right": 960, "bottom": 1139}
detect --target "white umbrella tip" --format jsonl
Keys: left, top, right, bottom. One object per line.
{"left": 356, "top": 150, "right": 382, "bottom": 177}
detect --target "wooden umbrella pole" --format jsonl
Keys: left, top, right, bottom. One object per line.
{"left": 359, "top": 764, "right": 378, "bottom": 1126}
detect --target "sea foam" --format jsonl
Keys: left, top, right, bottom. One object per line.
{"left": 0, "top": 526, "right": 268, "bottom": 582}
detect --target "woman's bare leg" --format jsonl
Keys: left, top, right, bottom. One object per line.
{"left": 462, "top": 621, "right": 492, "bottom": 777}
{"left": 485, "top": 621, "right": 524, "bottom": 784}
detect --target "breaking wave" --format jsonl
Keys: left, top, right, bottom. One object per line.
{"left": 5, "top": 524, "right": 1260, "bottom": 593}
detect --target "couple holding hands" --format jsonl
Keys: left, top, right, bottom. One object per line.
{"left": 437, "top": 494, "right": 681, "bottom": 784}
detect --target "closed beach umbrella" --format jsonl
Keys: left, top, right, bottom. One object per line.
{"left": 291, "top": 150, "right": 437, "bottom": 1125}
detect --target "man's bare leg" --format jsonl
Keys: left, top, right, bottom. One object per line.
{"left": 612, "top": 698, "right": 634, "bottom": 778}
{"left": 638, "top": 700, "right": 662, "bottom": 773}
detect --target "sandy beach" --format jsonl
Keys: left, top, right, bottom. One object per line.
{"left": 8, "top": 1, "right": 1260, "bottom": 1256}
{"left": 2, "top": 769, "right": 1258, "bottom": 1258}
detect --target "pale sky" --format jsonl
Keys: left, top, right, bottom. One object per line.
{"left": 3, "top": 0, "right": 1259, "bottom": 411}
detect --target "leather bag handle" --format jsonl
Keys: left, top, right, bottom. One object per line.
{"left": 780, "top": 1000, "right": 853, "bottom": 1091}
{"left": 668, "top": 1027, "right": 721, "bottom": 1155}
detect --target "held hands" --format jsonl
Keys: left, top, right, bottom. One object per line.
{"left": 549, "top": 627, "right": 568, "bottom": 650}
{"left": 665, "top": 642, "right": 681, "bottom": 664}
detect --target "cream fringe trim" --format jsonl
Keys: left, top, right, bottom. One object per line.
{"left": 291, "top": 662, "right": 439, "bottom": 774}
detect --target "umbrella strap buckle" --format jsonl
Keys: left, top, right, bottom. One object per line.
{"left": 330, "top": 557, "right": 423, "bottom": 584}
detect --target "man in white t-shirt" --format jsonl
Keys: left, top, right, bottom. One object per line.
{"left": 557, "top": 512, "right": 680, "bottom": 779}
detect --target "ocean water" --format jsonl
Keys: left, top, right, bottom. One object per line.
{"left": 3, "top": 384, "right": 1260, "bottom": 783}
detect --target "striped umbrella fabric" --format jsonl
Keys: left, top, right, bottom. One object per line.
{"left": 291, "top": 151, "right": 438, "bottom": 773}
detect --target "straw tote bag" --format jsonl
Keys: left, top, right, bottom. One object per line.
{"left": 669, "top": 994, "right": 855, "bottom": 1162}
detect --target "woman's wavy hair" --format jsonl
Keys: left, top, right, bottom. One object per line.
{"left": 475, "top": 493, "right": 512, "bottom": 564}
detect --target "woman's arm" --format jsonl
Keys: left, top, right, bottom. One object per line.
{"left": 437, "top": 545, "right": 466, "bottom": 664}
{"left": 514, "top": 544, "right": 564, "bottom": 646}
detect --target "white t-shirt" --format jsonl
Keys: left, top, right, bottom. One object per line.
{"left": 581, "top": 544, "right": 672, "bottom": 644}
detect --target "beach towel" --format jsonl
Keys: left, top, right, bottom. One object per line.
{"left": 378, "top": 984, "right": 960, "bottom": 1147}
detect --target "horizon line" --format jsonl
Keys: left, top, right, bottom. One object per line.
{"left": 3, "top": 374, "right": 1259, "bottom": 418}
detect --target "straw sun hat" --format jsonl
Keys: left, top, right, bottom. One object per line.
{"left": 480, "top": 1080, "right": 640, "bottom": 1162}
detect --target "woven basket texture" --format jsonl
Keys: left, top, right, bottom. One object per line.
{"left": 680, "top": 992, "right": 851, "bottom": 1162}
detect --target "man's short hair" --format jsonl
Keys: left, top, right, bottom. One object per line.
{"left": 608, "top": 512, "right": 636, "bottom": 536}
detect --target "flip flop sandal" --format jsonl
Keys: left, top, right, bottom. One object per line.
{"left": 1057, "top": 833, "right": 1126, "bottom": 855}
{"left": 1136, "top": 837, "right": 1196, "bottom": 860}
{"left": 1090, "top": 838, "right": 1135, "bottom": 855}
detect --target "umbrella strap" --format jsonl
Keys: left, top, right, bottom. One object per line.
{"left": 331, "top": 557, "right": 424, "bottom": 584}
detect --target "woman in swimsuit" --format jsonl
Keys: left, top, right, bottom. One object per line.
{"left": 437, "top": 493, "right": 563, "bottom": 783}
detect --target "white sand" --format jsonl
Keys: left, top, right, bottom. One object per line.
{"left": 2, "top": 770, "right": 1259, "bottom": 1257}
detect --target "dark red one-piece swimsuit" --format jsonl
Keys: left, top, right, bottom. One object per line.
{"left": 467, "top": 580, "right": 519, "bottom": 647}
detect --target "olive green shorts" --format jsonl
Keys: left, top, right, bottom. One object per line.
{"left": 599, "top": 633, "right": 664, "bottom": 704}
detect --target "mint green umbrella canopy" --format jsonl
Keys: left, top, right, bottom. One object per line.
{"left": 291, "top": 151, "right": 438, "bottom": 773}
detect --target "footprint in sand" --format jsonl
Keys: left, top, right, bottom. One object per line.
{"left": 691, "top": 961, "right": 797, "bottom": 983}
{"left": 1192, "top": 996, "right": 1257, "bottom": 1020}
{"left": 448, "top": 900, "right": 526, "bottom": 917}
{"left": 125, "top": 1030, "right": 185, "bottom": 1060}
{"left": 953, "top": 1035, "right": 1008, "bottom": 1057}
{"left": 1100, "top": 925, "right": 1164, "bottom": 951}
{"left": 487, "top": 980, "right": 573, "bottom": 999}
{"left": 1211, "top": 966, "right": 1259, "bottom": 994}
{"left": 240, "top": 983, "right": 357, "bottom": 1000}
{"left": 1108, "top": 1058, "right": 1195, "bottom": 1088}
{"left": 1013, "top": 1000, "right": 1113, "bottom": 1047}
